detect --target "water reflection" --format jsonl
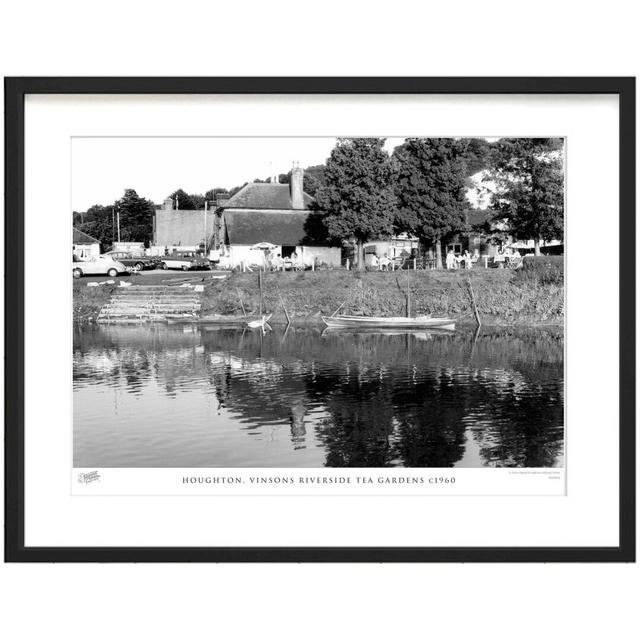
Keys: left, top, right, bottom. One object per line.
{"left": 73, "top": 324, "right": 564, "bottom": 468}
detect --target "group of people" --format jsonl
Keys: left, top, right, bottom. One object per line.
{"left": 267, "top": 250, "right": 304, "bottom": 271}
{"left": 370, "top": 253, "right": 392, "bottom": 270}
{"left": 445, "top": 246, "right": 523, "bottom": 270}
{"left": 446, "top": 249, "right": 477, "bottom": 270}
{"left": 493, "top": 246, "right": 522, "bottom": 268}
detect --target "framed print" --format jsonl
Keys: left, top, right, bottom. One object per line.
{"left": 4, "top": 77, "right": 635, "bottom": 562}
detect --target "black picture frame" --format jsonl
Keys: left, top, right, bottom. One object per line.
{"left": 4, "top": 77, "right": 635, "bottom": 563}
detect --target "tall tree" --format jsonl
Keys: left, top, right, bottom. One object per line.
{"left": 74, "top": 204, "right": 117, "bottom": 248}
{"left": 315, "top": 138, "right": 396, "bottom": 270}
{"left": 167, "top": 188, "right": 197, "bottom": 210}
{"left": 486, "top": 138, "right": 564, "bottom": 255}
{"left": 393, "top": 138, "right": 469, "bottom": 268}
{"left": 115, "top": 188, "right": 155, "bottom": 245}
{"left": 188, "top": 193, "right": 206, "bottom": 210}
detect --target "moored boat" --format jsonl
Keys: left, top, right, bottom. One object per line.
{"left": 321, "top": 315, "right": 455, "bottom": 330}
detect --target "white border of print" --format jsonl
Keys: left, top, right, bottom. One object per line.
{"left": 24, "top": 93, "right": 618, "bottom": 548}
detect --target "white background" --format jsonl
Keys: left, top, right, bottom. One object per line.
{"left": 1, "top": 1, "right": 638, "bottom": 639}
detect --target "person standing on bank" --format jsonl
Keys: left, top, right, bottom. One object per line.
{"left": 446, "top": 249, "right": 457, "bottom": 270}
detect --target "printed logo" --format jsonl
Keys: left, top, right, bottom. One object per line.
{"left": 78, "top": 470, "right": 101, "bottom": 484}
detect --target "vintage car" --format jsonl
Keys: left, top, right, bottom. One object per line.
{"left": 158, "top": 251, "right": 211, "bottom": 271}
{"left": 72, "top": 254, "right": 129, "bottom": 278}
{"left": 103, "top": 250, "right": 158, "bottom": 271}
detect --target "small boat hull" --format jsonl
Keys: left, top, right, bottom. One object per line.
{"left": 321, "top": 315, "right": 455, "bottom": 330}
{"left": 246, "top": 314, "right": 273, "bottom": 328}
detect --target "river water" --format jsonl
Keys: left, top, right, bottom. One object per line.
{"left": 73, "top": 324, "right": 564, "bottom": 468}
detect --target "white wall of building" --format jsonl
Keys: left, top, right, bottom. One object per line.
{"left": 225, "top": 245, "right": 341, "bottom": 269}
{"left": 300, "top": 246, "right": 340, "bottom": 267}
{"left": 73, "top": 243, "right": 100, "bottom": 260}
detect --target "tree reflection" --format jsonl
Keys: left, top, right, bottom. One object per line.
{"left": 314, "top": 376, "right": 397, "bottom": 466}
{"left": 391, "top": 372, "right": 468, "bottom": 467}
{"left": 74, "top": 325, "right": 565, "bottom": 468}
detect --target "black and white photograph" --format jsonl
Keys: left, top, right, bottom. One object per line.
{"left": 72, "top": 136, "right": 565, "bottom": 470}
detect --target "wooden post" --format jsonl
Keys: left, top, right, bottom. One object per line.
{"left": 467, "top": 277, "right": 481, "bottom": 328}
{"left": 406, "top": 268, "right": 411, "bottom": 318}
{"left": 236, "top": 288, "right": 247, "bottom": 317}
{"left": 346, "top": 258, "right": 350, "bottom": 271}
{"left": 258, "top": 271, "right": 263, "bottom": 317}
{"left": 279, "top": 293, "right": 291, "bottom": 325}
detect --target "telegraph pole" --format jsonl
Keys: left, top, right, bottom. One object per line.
{"left": 203, "top": 200, "right": 208, "bottom": 253}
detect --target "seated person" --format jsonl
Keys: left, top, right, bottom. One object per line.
{"left": 271, "top": 253, "right": 284, "bottom": 270}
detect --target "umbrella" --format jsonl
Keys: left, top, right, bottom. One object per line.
{"left": 250, "top": 242, "right": 277, "bottom": 250}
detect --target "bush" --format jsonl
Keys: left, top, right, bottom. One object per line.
{"left": 515, "top": 255, "right": 564, "bottom": 286}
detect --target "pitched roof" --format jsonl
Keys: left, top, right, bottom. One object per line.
{"left": 223, "top": 182, "right": 314, "bottom": 210}
{"left": 224, "top": 211, "right": 327, "bottom": 246}
{"left": 73, "top": 227, "right": 100, "bottom": 244}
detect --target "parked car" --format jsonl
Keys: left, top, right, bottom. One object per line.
{"left": 103, "top": 250, "right": 158, "bottom": 271}
{"left": 158, "top": 251, "right": 211, "bottom": 271}
{"left": 72, "top": 254, "right": 129, "bottom": 278}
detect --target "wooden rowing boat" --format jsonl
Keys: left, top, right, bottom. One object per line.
{"left": 321, "top": 315, "right": 455, "bottom": 330}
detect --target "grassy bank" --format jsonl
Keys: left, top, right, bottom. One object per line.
{"left": 73, "top": 281, "right": 118, "bottom": 323}
{"left": 202, "top": 268, "right": 564, "bottom": 326}
{"left": 73, "top": 266, "right": 564, "bottom": 326}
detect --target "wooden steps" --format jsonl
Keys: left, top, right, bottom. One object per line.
{"left": 97, "top": 285, "right": 203, "bottom": 324}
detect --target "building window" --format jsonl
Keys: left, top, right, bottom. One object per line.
{"left": 281, "top": 245, "right": 297, "bottom": 258}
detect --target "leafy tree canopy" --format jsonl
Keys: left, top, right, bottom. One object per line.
{"left": 74, "top": 188, "right": 155, "bottom": 248}
{"left": 74, "top": 204, "right": 116, "bottom": 247}
{"left": 456, "top": 137, "right": 493, "bottom": 176}
{"left": 115, "top": 188, "right": 155, "bottom": 245}
{"left": 486, "top": 138, "right": 564, "bottom": 247}
{"left": 393, "top": 138, "right": 469, "bottom": 242}
{"left": 315, "top": 138, "right": 397, "bottom": 246}
{"left": 167, "top": 188, "right": 197, "bottom": 210}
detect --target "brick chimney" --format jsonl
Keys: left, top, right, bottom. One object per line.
{"left": 290, "top": 164, "right": 304, "bottom": 210}
{"left": 163, "top": 198, "right": 173, "bottom": 211}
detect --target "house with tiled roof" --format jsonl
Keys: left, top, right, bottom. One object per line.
{"left": 152, "top": 167, "right": 340, "bottom": 268}
{"left": 215, "top": 167, "right": 340, "bottom": 269}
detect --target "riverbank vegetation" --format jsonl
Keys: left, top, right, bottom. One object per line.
{"left": 199, "top": 267, "right": 564, "bottom": 326}
{"left": 73, "top": 266, "right": 563, "bottom": 326}
{"left": 73, "top": 282, "right": 117, "bottom": 323}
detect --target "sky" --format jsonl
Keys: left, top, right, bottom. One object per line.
{"left": 71, "top": 137, "right": 407, "bottom": 212}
